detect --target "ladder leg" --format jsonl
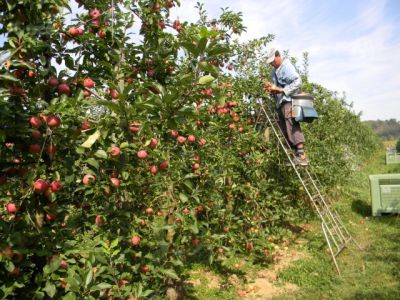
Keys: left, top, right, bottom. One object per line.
{"left": 322, "top": 222, "right": 341, "bottom": 275}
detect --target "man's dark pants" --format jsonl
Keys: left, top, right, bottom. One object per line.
{"left": 277, "top": 102, "right": 305, "bottom": 148}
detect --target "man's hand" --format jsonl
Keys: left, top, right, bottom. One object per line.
{"left": 264, "top": 81, "right": 283, "bottom": 95}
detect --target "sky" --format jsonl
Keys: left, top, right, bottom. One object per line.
{"left": 1, "top": 0, "right": 399, "bottom": 120}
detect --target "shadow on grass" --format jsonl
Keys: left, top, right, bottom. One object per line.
{"left": 351, "top": 199, "right": 371, "bottom": 216}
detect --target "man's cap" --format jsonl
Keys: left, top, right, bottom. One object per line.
{"left": 266, "top": 48, "right": 278, "bottom": 64}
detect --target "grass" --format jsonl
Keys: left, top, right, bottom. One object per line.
{"left": 187, "top": 150, "right": 400, "bottom": 300}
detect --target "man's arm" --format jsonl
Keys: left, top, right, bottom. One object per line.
{"left": 282, "top": 62, "right": 302, "bottom": 96}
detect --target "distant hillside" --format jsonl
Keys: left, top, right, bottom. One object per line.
{"left": 364, "top": 119, "right": 400, "bottom": 140}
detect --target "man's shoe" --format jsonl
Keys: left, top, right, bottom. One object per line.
{"left": 293, "top": 156, "right": 309, "bottom": 166}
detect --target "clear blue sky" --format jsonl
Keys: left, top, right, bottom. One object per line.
{"left": 2, "top": 0, "right": 399, "bottom": 120}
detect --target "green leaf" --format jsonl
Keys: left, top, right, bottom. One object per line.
{"left": 62, "top": 292, "right": 77, "bottom": 300}
{"left": 179, "top": 193, "right": 188, "bottom": 203}
{"left": 206, "top": 45, "right": 230, "bottom": 57}
{"left": 161, "top": 269, "right": 180, "bottom": 280}
{"left": 65, "top": 55, "right": 75, "bottom": 70}
{"left": 197, "top": 37, "right": 208, "bottom": 53}
{"left": 85, "top": 158, "right": 99, "bottom": 169}
{"left": 84, "top": 269, "right": 93, "bottom": 288}
{"left": 94, "top": 150, "right": 108, "bottom": 159}
{"left": 95, "top": 283, "right": 112, "bottom": 290}
{"left": 0, "top": 74, "right": 20, "bottom": 82}
{"left": 44, "top": 282, "right": 56, "bottom": 298}
{"left": 198, "top": 61, "right": 219, "bottom": 77}
{"left": 198, "top": 75, "right": 215, "bottom": 85}
{"left": 120, "top": 142, "right": 129, "bottom": 149}
{"left": 81, "top": 130, "right": 100, "bottom": 148}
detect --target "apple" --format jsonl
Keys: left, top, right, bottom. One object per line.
{"left": 191, "top": 238, "right": 200, "bottom": 246}
{"left": 59, "top": 260, "right": 68, "bottom": 269}
{"left": 110, "top": 89, "right": 119, "bottom": 99}
{"left": 46, "top": 115, "right": 61, "bottom": 128}
{"left": 159, "top": 160, "right": 169, "bottom": 170}
{"left": 33, "top": 179, "right": 49, "bottom": 193}
{"left": 187, "top": 135, "right": 196, "bottom": 143}
{"left": 58, "top": 83, "right": 70, "bottom": 95}
{"left": 29, "top": 144, "right": 41, "bottom": 154}
{"left": 95, "top": 215, "right": 104, "bottom": 226}
{"left": 165, "top": 1, "right": 174, "bottom": 8}
{"left": 150, "top": 165, "right": 158, "bottom": 175}
{"left": 173, "top": 20, "right": 182, "bottom": 32}
{"left": 227, "top": 64, "right": 233, "bottom": 71}
{"left": 129, "top": 125, "right": 139, "bottom": 133}
{"left": 147, "top": 68, "right": 155, "bottom": 77}
{"left": 31, "top": 130, "right": 41, "bottom": 139}
{"left": 68, "top": 26, "right": 81, "bottom": 36}
{"left": 98, "top": 30, "right": 106, "bottom": 38}
{"left": 83, "top": 89, "right": 91, "bottom": 97}
{"left": 245, "top": 242, "right": 253, "bottom": 252}
{"left": 192, "top": 163, "right": 200, "bottom": 170}
{"left": 30, "top": 116, "right": 42, "bottom": 128}
{"left": 137, "top": 150, "right": 148, "bottom": 159}
{"left": 131, "top": 236, "right": 141, "bottom": 246}
{"left": 110, "top": 177, "right": 120, "bottom": 187}
{"left": 89, "top": 8, "right": 101, "bottom": 19}
{"left": 82, "top": 174, "right": 96, "bottom": 185}
{"left": 50, "top": 180, "right": 62, "bottom": 192}
{"left": 47, "top": 145, "right": 56, "bottom": 154}
{"left": 46, "top": 213, "right": 56, "bottom": 221}
{"left": 109, "top": 146, "right": 121, "bottom": 157}
{"left": 140, "top": 265, "right": 149, "bottom": 273}
{"left": 182, "top": 207, "right": 190, "bottom": 215}
{"left": 6, "top": 203, "right": 17, "bottom": 213}
{"left": 27, "top": 70, "right": 35, "bottom": 78}
{"left": 83, "top": 77, "right": 94, "bottom": 88}
{"left": 48, "top": 77, "right": 59, "bottom": 87}
{"left": 145, "top": 207, "right": 154, "bottom": 215}
{"left": 228, "top": 123, "right": 235, "bottom": 129}
{"left": 170, "top": 129, "right": 179, "bottom": 138}
{"left": 198, "top": 138, "right": 206, "bottom": 146}
{"left": 149, "top": 138, "right": 158, "bottom": 149}
{"left": 81, "top": 120, "right": 91, "bottom": 130}
{"left": 177, "top": 136, "right": 186, "bottom": 144}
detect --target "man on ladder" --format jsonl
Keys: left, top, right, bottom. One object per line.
{"left": 264, "top": 48, "right": 309, "bottom": 166}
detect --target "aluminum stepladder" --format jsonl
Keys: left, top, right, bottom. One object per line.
{"left": 250, "top": 96, "right": 362, "bottom": 275}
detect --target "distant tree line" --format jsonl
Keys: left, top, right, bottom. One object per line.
{"left": 364, "top": 119, "right": 400, "bottom": 140}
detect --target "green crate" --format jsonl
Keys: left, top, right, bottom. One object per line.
{"left": 369, "top": 174, "right": 400, "bottom": 216}
{"left": 386, "top": 151, "right": 400, "bottom": 165}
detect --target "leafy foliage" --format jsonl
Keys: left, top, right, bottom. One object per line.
{"left": 0, "top": 0, "right": 379, "bottom": 298}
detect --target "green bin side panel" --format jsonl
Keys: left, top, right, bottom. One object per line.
{"left": 386, "top": 152, "right": 400, "bottom": 165}
{"left": 380, "top": 185, "right": 400, "bottom": 209}
{"left": 369, "top": 174, "right": 400, "bottom": 216}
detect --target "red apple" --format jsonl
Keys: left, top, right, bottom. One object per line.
{"left": 140, "top": 265, "right": 149, "bottom": 273}
{"left": 47, "top": 145, "right": 56, "bottom": 154}
{"left": 110, "top": 177, "right": 120, "bottom": 187}
{"left": 50, "top": 180, "right": 62, "bottom": 192}
{"left": 110, "top": 89, "right": 119, "bottom": 99}
{"left": 46, "top": 213, "right": 56, "bottom": 221}
{"left": 109, "top": 146, "right": 121, "bottom": 157}
{"left": 30, "top": 116, "right": 42, "bottom": 128}
{"left": 131, "top": 236, "right": 141, "bottom": 246}
{"left": 149, "top": 138, "right": 158, "bottom": 149}
{"left": 150, "top": 165, "right": 158, "bottom": 175}
{"left": 33, "top": 179, "right": 49, "bottom": 193}
{"left": 59, "top": 260, "right": 68, "bottom": 269}
{"left": 187, "top": 135, "right": 196, "bottom": 143}
{"left": 89, "top": 8, "right": 101, "bottom": 19}
{"left": 198, "top": 138, "right": 206, "bottom": 146}
{"left": 58, "top": 83, "right": 70, "bottom": 95}
{"left": 46, "top": 115, "right": 61, "bottom": 128}
{"left": 29, "top": 144, "right": 41, "bottom": 154}
{"left": 171, "top": 129, "right": 179, "bottom": 138}
{"left": 6, "top": 203, "right": 17, "bottom": 213}
{"left": 98, "top": 30, "right": 106, "bottom": 38}
{"left": 177, "top": 136, "right": 186, "bottom": 144}
{"left": 192, "top": 163, "right": 200, "bottom": 170}
{"left": 82, "top": 174, "right": 96, "bottom": 185}
{"left": 31, "top": 130, "right": 42, "bottom": 139}
{"left": 137, "top": 150, "right": 148, "bottom": 159}
{"left": 145, "top": 207, "right": 154, "bottom": 215}
{"left": 81, "top": 120, "right": 91, "bottom": 130}
{"left": 173, "top": 20, "right": 182, "bottom": 32}
{"left": 182, "top": 207, "right": 190, "bottom": 215}
{"left": 191, "top": 238, "right": 200, "bottom": 246}
{"left": 83, "top": 77, "right": 94, "bottom": 88}
{"left": 159, "top": 160, "right": 169, "bottom": 170}
{"left": 48, "top": 77, "right": 59, "bottom": 87}
{"left": 95, "top": 215, "right": 104, "bottom": 226}
{"left": 83, "top": 89, "right": 91, "bottom": 97}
